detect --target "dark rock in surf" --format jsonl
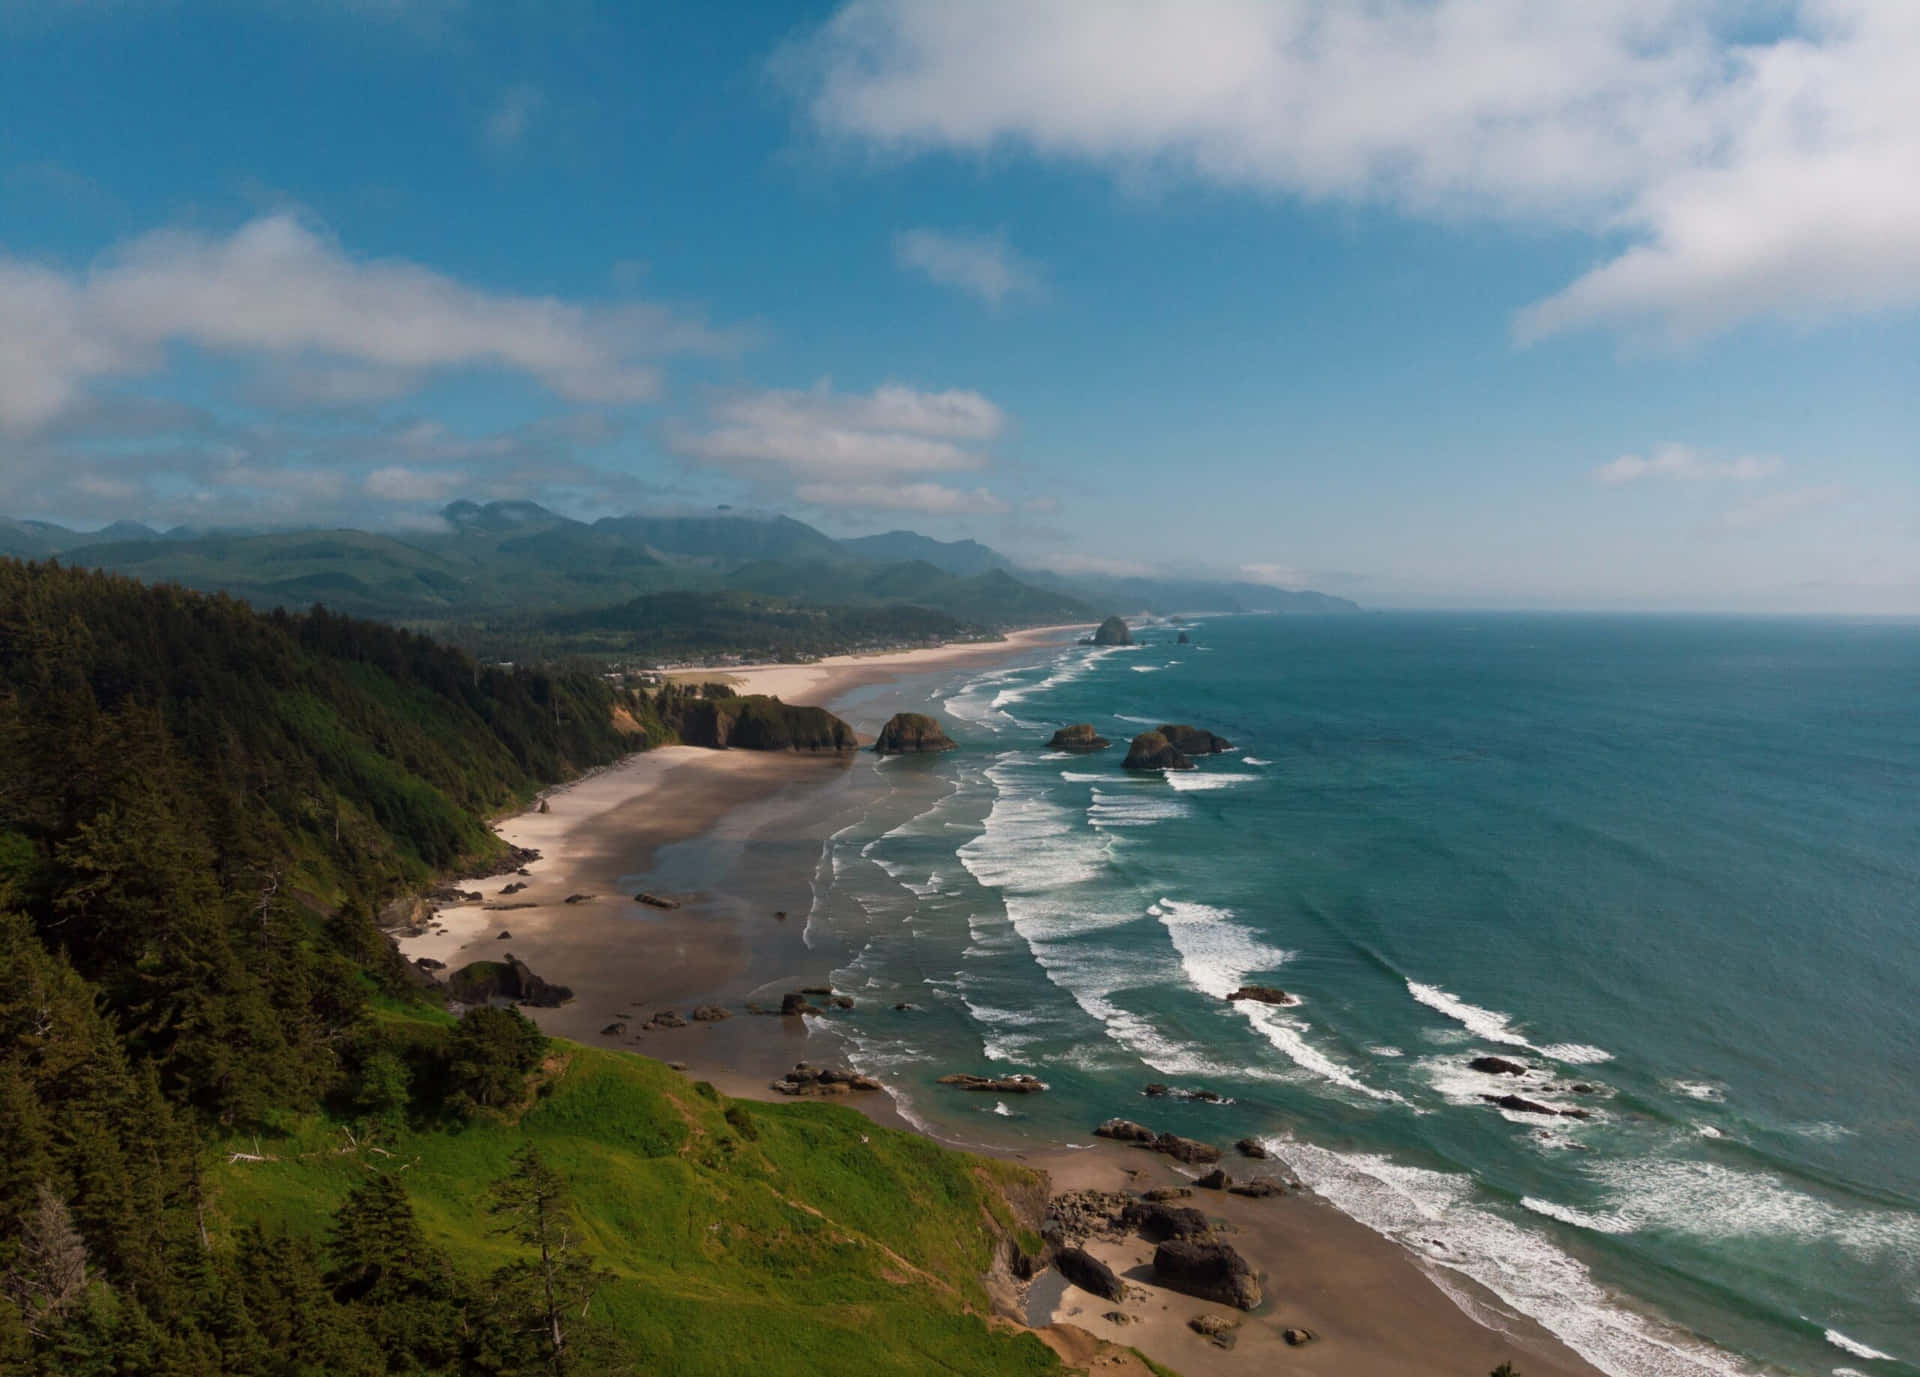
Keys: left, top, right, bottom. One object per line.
{"left": 1176, "top": 630, "right": 1192, "bottom": 645}
{"left": 1195, "top": 1168, "right": 1232, "bottom": 1191}
{"left": 1091, "top": 616, "right": 1134, "bottom": 646}
{"left": 1157, "top": 724, "right": 1233, "bottom": 755}
{"left": 1226, "top": 985, "right": 1290, "bottom": 1005}
{"left": 1153, "top": 1132, "right": 1223, "bottom": 1165}
{"left": 1047, "top": 723, "right": 1112, "bottom": 752}
{"left": 1093, "top": 1118, "right": 1157, "bottom": 1144}
{"left": 937, "top": 1072, "right": 1047, "bottom": 1094}
{"left": 1470, "top": 1055, "right": 1530, "bottom": 1076}
{"left": 874, "top": 712, "right": 957, "bottom": 754}
{"left": 1234, "top": 1138, "right": 1269, "bottom": 1160}
{"left": 1123, "top": 731, "right": 1194, "bottom": 771}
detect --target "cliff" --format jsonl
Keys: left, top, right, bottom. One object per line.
{"left": 1091, "top": 616, "right": 1134, "bottom": 646}
{"left": 875, "top": 711, "right": 958, "bottom": 754}
{"left": 665, "top": 693, "right": 857, "bottom": 751}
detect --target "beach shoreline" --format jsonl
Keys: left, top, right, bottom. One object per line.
{"left": 396, "top": 625, "right": 1607, "bottom": 1377}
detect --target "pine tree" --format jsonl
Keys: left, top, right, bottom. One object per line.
{"left": 484, "top": 1146, "right": 611, "bottom": 1376}
{"left": 5, "top": 1183, "right": 89, "bottom": 1338}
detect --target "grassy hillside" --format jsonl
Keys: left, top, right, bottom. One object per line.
{"left": 215, "top": 1035, "right": 1062, "bottom": 1376}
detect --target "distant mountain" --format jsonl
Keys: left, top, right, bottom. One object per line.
{"left": 442, "top": 498, "right": 576, "bottom": 536}
{"left": 837, "top": 529, "right": 1012, "bottom": 577}
{"left": 1021, "top": 568, "right": 1360, "bottom": 615}
{"left": 591, "top": 511, "right": 846, "bottom": 565}
{"left": 724, "top": 559, "right": 1092, "bottom": 628}
{"left": 0, "top": 517, "right": 78, "bottom": 559}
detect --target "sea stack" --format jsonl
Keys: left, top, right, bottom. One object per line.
{"left": 1157, "top": 724, "right": 1232, "bottom": 755}
{"left": 1091, "top": 616, "right": 1134, "bottom": 646}
{"left": 1047, "top": 723, "right": 1111, "bottom": 752}
{"left": 1176, "top": 630, "right": 1191, "bottom": 644}
{"left": 1123, "top": 730, "right": 1194, "bottom": 771}
{"left": 874, "top": 711, "right": 957, "bottom": 754}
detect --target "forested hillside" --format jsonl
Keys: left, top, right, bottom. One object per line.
{"left": 0, "top": 560, "right": 1067, "bottom": 1376}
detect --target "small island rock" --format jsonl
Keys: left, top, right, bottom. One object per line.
{"left": 1123, "top": 731, "right": 1194, "bottom": 771}
{"left": 1091, "top": 616, "right": 1135, "bottom": 646}
{"left": 1157, "top": 724, "right": 1233, "bottom": 755}
{"left": 1047, "top": 723, "right": 1111, "bottom": 752}
{"left": 874, "top": 712, "right": 957, "bottom": 754}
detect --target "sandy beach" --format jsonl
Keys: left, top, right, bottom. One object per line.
{"left": 395, "top": 625, "right": 1610, "bottom": 1377}
{"left": 665, "top": 622, "right": 1085, "bottom": 702}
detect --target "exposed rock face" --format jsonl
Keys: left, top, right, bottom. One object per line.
{"left": 446, "top": 955, "right": 572, "bottom": 1008}
{"left": 1189, "top": 1314, "right": 1240, "bottom": 1349}
{"left": 1157, "top": 724, "right": 1232, "bottom": 755}
{"left": 770, "top": 1063, "right": 883, "bottom": 1096}
{"left": 1054, "top": 1247, "right": 1125, "bottom": 1303}
{"left": 1122, "top": 731, "right": 1194, "bottom": 772}
{"left": 1228, "top": 1180, "right": 1284, "bottom": 1199}
{"left": 1047, "top": 723, "right": 1111, "bottom": 752}
{"left": 1153, "top": 1132, "right": 1223, "bottom": 1165}
{"left": 1195, "top": 1168, "right": 1232, "bottom": 1191}
{"left": 635, "top": 892, "right": 681, "bottom": 910}
{"left": 1152, "top": 1239, "right": 1262, "bottom": 1310}
{"left": 1046, "top": 1190, "right": 1128, "bottom": 1244}
{"left": 563, "top": 893, "right": 594, "bottom": 905}
{"left": 1226, "top": 985, "right": 1291, "bottom": 1005}
{"left": 600, "top": 1022, "right": 627, "bottom": 1036}
{"left": 1141, "top": 1187, "right": 1192, "bottom": 1203}
{"left": 779, "top": 992, "right": 816, "bottom": 1017}
{"left": 874, "top": 712, "right": 957, "bottom": 754}
{"left": 1091, "top": 616, "right": 1134, "bottom": 646}
{"left": 936, "top": 1072, "right": 1047, "bottom": 1093}
{"left": 1234, "top": 1137, "right": 1269, "bottom": 1159}
{"left": 1176, "top": 630, "right": 1192, "bottom": 645}
{"left": 690, "top": 1005, "right": 731, "bottom": 1022}
{"left": 1283, "top": 1327, "right": 1317, "bottom": 1346}
{"left": 644, "top": 1010, "right": 687, "bottom": 1030}
{"left": 1482, "top": 1093, "right": 1590, "bottom": 1119}
{"left": 1120, "top": 1201, "right": 1214, "bottom": 1242}
{"left": 1093, "top": 1118, "right": 1157, "bottom": 1144}
{"left": 1470, "top": 1055, "right": 1530, "bottom": 1076}
{"left": 671, "top": 695, "right": 858, "bottom": 752}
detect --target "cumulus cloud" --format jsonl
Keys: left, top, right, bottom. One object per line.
{"left": 793, "top": 481, "right": 1009, "bottom": 514}
{"left": 894, "top": 228, "right": 1044, "bottom": 306}
{"left": 485, "top": 82, "right": 544, "bottom": 151}
{"left": 1594, "top": 444, "right": 1785, "bottom": 484}
{"left": 0, "top": 213, "right": 741, "bottom": 431}
{"left": 784, "top": 0, "right": 1920, "bottom": 342}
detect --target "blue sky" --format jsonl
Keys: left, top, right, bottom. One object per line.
{"left": 2, "top": 1, "right": 1917, "bottom": 611}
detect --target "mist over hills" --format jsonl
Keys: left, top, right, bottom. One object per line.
{"left": 6, "top": 499, "right": 1357, "bottom": 661}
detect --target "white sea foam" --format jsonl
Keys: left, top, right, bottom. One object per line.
{"left": 1407, "top": 981, "right": 1613, "bottom": 1066}
{"left": 1271, "top": 1137, "right": 1762, "bottom": 1377}
{"left": 1695, "top": 1124, "right": 1725, "bottom": 1139}
{"left": 1824, "top": 1329, "right": 1897, "bottom": 1361}
{"left": 1164, "top": 771, "right": 1257, "bottom": 792}
{"left": 1667, "top": 1080, "right": 1727, "bottom": 1102}
{"left": 1243, "top": 756, "right": 1273, "bottom": 766}
{"left": 1130, "top": 664, "right": 1161, "bottom": 672}
{"left": 1087, "top": 787, "right": 1187, "bottom": 829}
{"left": 1580, "top": 1160, "right": 1920, "bottom": 1258}
{"left": 1522, "top": 1196, "right": 1637, "bottom": 1234}
{"left": 1115, "top": 714, "right": 1159, "bottom": 726}
{"left": 1369, "top": 1045, "right": 1405, "bottom": 1058}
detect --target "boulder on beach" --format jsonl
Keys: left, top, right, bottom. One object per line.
{"left": 1152, "top": 1132, "right": 1223, "bottom": 1165}
{"left": 1122, "top": 731, "right": 1194, "bottom": 772}
{"left": 1093, "top": 1118, "right": 1157, "bottom": 1144}
{"left": 779, "top": 992, "right": 816, "bottom": 1017}
{"left": 1120, "top": 1200, "right": 1213, "bottom": 1242}
{"left": 635, "top": 892, "right": 681, "bottom": 910}
{"left": 446, "top": 955, "right": 572, "bottom": 1008}
{"left": 1234, "top": 1137, "right": 1269, "bottom": 1160}
{"left": 1047, "top": 723, "right": 1112, "bottom": 753}
{"left": 770, "top": 1064, "right": 883, "bottom": 1096}
{"left": 1228, "top": 1180, "right": 1284, "bottom": 1199}
{"left": 1195, "top": 1168, "right": 1232, "bottom": 1191}
{"left": 690, "top": 1005, "right": 731, "bottom": 1022}
{"left": 1189, "top": 1314, "right": 1239, "bottom": 1349}
{"left": 874, "top": 712, "right": 958, "bottom": 754}
{"left": 1054, "top": 1246, "right": 1125, "bottom": 1303}
{"left": 1152, "top": 1239, "right": 1262, "bottom": 1310}
{"left": 1091, "top": 616, "right": 1134, "bottom": 646}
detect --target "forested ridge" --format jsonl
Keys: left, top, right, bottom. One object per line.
{"left": 0, "top": 560, "right": 1063, "bottom": 1376}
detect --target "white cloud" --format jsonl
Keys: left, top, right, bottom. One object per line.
{"left": 485, "top": 81, "right": 544, "bottom": 151}
{"left": 894, "top": 228, "right": 1044, "bottom": 306}
{"left": 794, "top": 481, "right": 1009, "bottom": 514}
{"left": 668, "top": 380, "right": 1003, "bottom": 479}
{"left": 786, "top": 1, "right": 1920, "bottom": 342}
{"left": 364, "top": 465, "right": 468, "bottom": 502}
{"left": 1594, "top": 443, "right": 1785, "bottom": 484}
{"left": 1033, "top": 552, "right": 1152, "bottom": 578}
{"left": 1722, "top": 484, "right": 1844, "bottom": 529}
{"left": 0, "top": 213, "right": 740, "bottom": 431}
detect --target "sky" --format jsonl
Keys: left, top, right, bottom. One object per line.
{"left": 1, "top": 0, "right": 1917, "bottom": 612}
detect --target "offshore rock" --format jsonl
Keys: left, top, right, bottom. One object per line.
{"left": 1176, "top": 630, "right": 1192, "bottom": 645}
{"left": 1153, "top": 1132, "right": 1223, "bottom": 1165}
{"left": 874, "top": 712, "right": 957, "bottom": 754}
{"left": 937, "top": 1072, "right": 1047, "bottom": 1093}
{"left": 1047, "top": 723, "right": 1111, "bottom": 752}
{"left": 1122, "top": 731, "right": 1194, "bottom": 771}
{"left": 1226, "top": 985, "right": 1291, "bottom": 1005}
{"left": 1152, "top": 1239, "right": 1262, "bottom": 1310}
{"left": 1093, "top": 1118, "right": 1157, "bottom": 1144}
{"left": 1091, "top": 616, "right": 1134, "bottom": 646}
{"left": 1157, "top": 724, "right": 1233, "bottom": 755}
{"left": 1482, "top": 1092, "right": 1590, "bottom": 1119}
{"left": 1470, "top": 1055, "right": 1530, "bottom": 1076}
{"left": 1234, "top": 1137, "right": 1269, "bottom": 1160}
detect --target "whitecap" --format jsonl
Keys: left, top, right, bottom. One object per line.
{"left": 1368, "top": 1045, "right": 1405, "bottom": 1058}
{"left": 1824, "top": 1329, "right": 1897, "bottom": 1361}
{"left": 1164, "top": 771, "right": 1258, "bottom": 792}
{"left": 1667, "top": 1080, "right": 1727, "bottom": 1102}
{"left": 1581, "top": 1159, "right": 1920, "bottom": 1259}
{"left": 1243, "top": 756, "right": 1273, "bottom": 766}
{"left": 1130, "top": 665, "right": 1161, "bottom": 673}
{"left": 1408, "top": 980, "right": 1613, "bottom": 1066}
{"left": 1522, "top": 1197, "right": 1636, "bottom": 1235}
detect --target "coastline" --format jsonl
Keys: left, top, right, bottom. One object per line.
{"left": 398, "top": 626, "right": 1608, "bottom": 1377}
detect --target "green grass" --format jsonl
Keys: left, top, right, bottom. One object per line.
{"left": 215, "top": 1038, "right": 1064, "bottom": 1376}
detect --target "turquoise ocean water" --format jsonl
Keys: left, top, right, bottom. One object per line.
{"left": 801, "top": 614, "right": 1919, "bottom": 1377}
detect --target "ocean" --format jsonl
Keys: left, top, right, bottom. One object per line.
{"left": 799, "top": 613, "right": 1920, "bottom": 1377}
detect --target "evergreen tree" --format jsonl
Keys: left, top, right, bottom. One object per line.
{"left": 484, "top": 1147, "right": 611, "bottom": 1376}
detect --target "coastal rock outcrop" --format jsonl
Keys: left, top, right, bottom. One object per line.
{"left": 1234, "top": 1137, "right": 1269, "bottom": 1160}
{"left": 770, "top": 1064, "right": 882, "bottom": 1096}
{"left": 1176, "top": 630, "right": 1191, "bottom": 645}
{"left": 1152, "top": 1239, "right": 1262, "bottom": 1310}
{"left": 1157, "top": 724, "right": 1233, "bottom": 755}
{"left": 690, "top": 1004, "right": 731, "bottom": 1021}
{"left": 1189, "top": 1314, "right": 1239, "bottom": 1349}
{"left": 635, "top": 892, "right": 681, "bottom": 910}
{"left": 665, "top": 693, "right": 858, "bottom": 753}
{"left": 1122, "top": 731, "right": 1194, "bottom": 772}
{"left": 1091, "top": 616, "right": 1134, "bottom": 646}
{"left": 1153, "top": 1132, "right": 1223, "bottom": 1165}
{"left": 874, "top": 712, "right": 958, "bottom": 755}
{"left": 1047, "top": 723, "right": 1111, "bottom": 753}
{"left": 1226, "top": 985, "right": 1292, "bottom": 1005}
{"left": 1093, "top": 1118, "right": 1157, "bottom": 1144}
{"left": 446, "top": 954, "right": 572, "bottom": 1008}
{"left": 1054, "top": 1247, "right": 1125, "bottom": 1303}
{"left": 1195, "top": 1168, "right": 1232, "bottom": 1191}
{"left": 937, "top": 1072, "right": 1047, "bottom": 1094}
{"left": 1481, "top": 1092, "right": 1590, "bottom": 1119}
{"left": 1470, "top": 1055, "right": 1530, "bottom": 1076}
{"left": 1228, "top": 1180, "right": 1284, "bottom": 1199}
{"left": 1120, "top": 1200, "right": 1213, "bottom": 1242}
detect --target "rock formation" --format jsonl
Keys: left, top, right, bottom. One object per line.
{"left": 1157, "top": 724, "right": 1233, "bottom": 755}
{"left": 1093, "top": 1118, "right": 1157, "bottom": 1143}
{"left": 1046, "top": 723, "right": 1111, "bottom": 752}
{"left": 1091, "top": 616, "right": 1134, "bottom": 646}
{"left": 1054, "top": 1247, "right": 1125, "bottom": 1303}
{"left": 1153, "top": 1132, "right": 1223, "bottom": 1165}
{"left": 1176, "top": 630, "right": 1191, "bottom": 645}
{"left": 1481, "top": 1092, "right": 1591, "bottom": 1119}
{"left": 1119, "top": 1200, "right": 1213, "bottom": 1242}
{"left": 770, "top": 1063, "right": 882, "bottom": 1096}
{"left": 1226, "top": 985, "right": 1291, "bottom": 1005}
{"left": 1234, "top": 1137, "right": 1268, "bottom": 1159}
{"left": 446, "top": 955, "right": 572, "bottom": 1008}
{"left": 1195, "top": 1168, "right": 1232, "bottom": 1191}
{"left": 873, "top": 712, "right": 957, "bottom": 754}
{"left": 1122, "top": 731, "right": 1194, "bottom": 771}
{"left": 1470, "top": 1055, "right": 1530, "bottom": 1076}
{"left": 1151, "top": 1239, "right": 1262, "bottom": 1310}
{"left": 667, "top": 694, "right": 858, "bottom": 752}
{"left": 937, "top": 1072, "right": 1047, "bottom": 1093}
